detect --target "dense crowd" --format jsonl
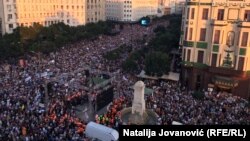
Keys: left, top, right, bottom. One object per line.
{"left": 146, "top": 81, "right": 249, "bottom": 125}
{"left": 0, "top": 22, "right": 161, "bottom": 140}
{"left": 0, "top": 19, "right": 249, "bottom": 141}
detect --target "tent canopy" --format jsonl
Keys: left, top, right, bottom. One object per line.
{"left": 161, "top": 72, "right": 180, "bottom": 81}
{"left": 137, "top": 70, "right": 180, "bottom": 81}
{"left": 137, "top": 70, "right": 158, "bottom": 80}
{"left": 144, "top": 87, "right": 153, "bottom": 95}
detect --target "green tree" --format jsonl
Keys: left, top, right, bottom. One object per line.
{"left": 153, "top": 25, "right": 166, "bottom": 34}
{"left": 122, "top": 58, "right": 138, "bottom": 73}
{"left": 148, "top": 15, "right": 181, "bottom": 53}
{"left": 103, "top": 50, "right": 120, "bottom": 60}
{"left": 145, "top": 52, "right": 170, "bottom": 76}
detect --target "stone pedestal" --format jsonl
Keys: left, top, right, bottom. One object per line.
{"left": 121, "top": 81, "right": 158, "bottom": 125}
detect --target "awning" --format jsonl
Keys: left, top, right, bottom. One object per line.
{"left": 137, "top": 70, "right": 158, "bottom": 80}
{"left": 137, "top": 70, "right": 180, "bottom": 81}
{"left": 145, "top": 88, "right": 154, "bottom": 95}
{"left": 161, "top": 72, "right": 180, "bottom": 81}
{"left": 213, "top": 76, "right": 239, "bottom": 88}
{"left": 208, "top": 84, "right": 215, "bottom": 88}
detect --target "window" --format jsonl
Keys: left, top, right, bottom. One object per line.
{"left": 185, "top": 27, "right": 188, "bottom": 40}
{"left": 189, "top": 28, "right": 193, "bottom": 40}
{"left": 183, "top": 49, "right": 186, "bottom": 61}
{"left": 186, "top": 8, "right": 190, "bottom": 19}
{"left": 199, "top": 28, "right": 206, "bottom": 41}
{"left": 241, "top": 32, "right": 249, "bottom": 47}
{"left": 7, "top": 5, "right": 11, "bottom": 11}
{"left": 202, "top": 8, "right": 209, "bottom": 20}
{"left": 244, "top": 10, "right": 250, "bottom": 22}
{"left": 211, "top": 54, "right": 218, "bottom": 67}
{"left": 213, "top": 30, "right": 220, "bottom": 44}
{"left": 8, "top": 14, "right": 12, "bottom": 21}
{"left": 9, "top": 24, "right": 13, "bottom": 29}
{"left": 197, "top": 51, "right": 204, "bottom": 63}
{"left": 238, "top": 57, "right": 245, "bottom": 71}
{"left": 217, "top": 9, "right": 224, "bottom": 20}
{"left": 182, "top": 7, "right": 185, "bottom": 15}
{"left": 191, "top": 8, "right": 195, "bottom": 19}
{"left": 187, "top": 50, "right": 191, "bottom": 62}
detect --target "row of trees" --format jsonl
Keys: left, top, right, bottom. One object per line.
{"left": 0, "top": 21, "right": 112, "bottom": 61}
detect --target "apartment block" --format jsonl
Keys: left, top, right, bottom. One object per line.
{"left": 180, "top": 0, "right": 250, "bottom": 99}
{"left": 0, "top": 0, "right": 106, "bottom": 35}
{"left": 106, "top": 0, "right": 158, "bottom": 22}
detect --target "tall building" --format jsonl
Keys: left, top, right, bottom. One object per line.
{"left": 180, "top": 0, "right": 250, "bottom": 99}
{"left": 86, "top": 0, "right": 106, "bottom": 23}
{"left": 0, "top": 0, "right": 106, "bottom": 35}
{"left": 106, "top": 0, "right": 158, "bottom": 22}
{"left": 159, "top": 0, "right": 185, "bottom": 15}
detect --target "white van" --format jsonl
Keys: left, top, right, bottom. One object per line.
{"left": 85, "top": 122, "right": 119, "bottom": 141}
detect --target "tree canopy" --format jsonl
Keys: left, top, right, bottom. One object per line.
{"left": 0, "top": 21, "right": 112, "bottom": 61}
{"left": 145, "top": 52, "right": 170, "bottom": 76}
{"left": 103, "top": 44, "right": 132, "bottom": 61}
{"left": 122, "top": 58, "right": 138, "bottom": 73}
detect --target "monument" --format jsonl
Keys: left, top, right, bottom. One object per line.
{"left": 132, "top": 81, "right": 146, "bottom": 116}
{"left": 121, "top": 81, "right": 158, "bottom": 125}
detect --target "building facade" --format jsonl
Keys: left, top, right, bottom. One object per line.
{"left": 0, "top": 0, "right": 106, "bottom": 35}
{"left": 86, "top": 0, "right": 106, "bottom": 23}
{"left": 180, "top": 0, "right": 250, "bottom": 99}
{"left": 159, "top": 0, "right": 185, "bottom": 15}
{"left": 106, "top": 0, "right": 158, "bottom": 22}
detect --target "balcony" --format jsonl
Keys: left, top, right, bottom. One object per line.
{"left": 210, "top": 19, "right": 228, "bottom": 26}
{"left": 183, "top": 40, "right": 195, "bottom": 47}
{"left": 182, "top": 61, "right": 209, "bottom": 69}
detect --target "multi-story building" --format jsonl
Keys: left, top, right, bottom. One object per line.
{"left": 106, "top": 0, "right": 158, "bottom": 22}
{"left": 0, "top": 0, "right": 106, "bottom": 35}
{"left": 86, "top": 0, "right": 106, "bottom": 23}
{"left": 180, "top": 0, "right": 250, "bottom": 99}
{"left": 159, "top": 0, "right": 185, "bottom": 15}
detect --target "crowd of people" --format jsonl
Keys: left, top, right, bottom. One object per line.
{"left": 0, "top": 21, "right": 161, "bottom": 140}
{"left": 145, "top": 81, "right": 250, "bottom": 125}
{"left": 0, "top": 19, "right": 249, "bottom": 141}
